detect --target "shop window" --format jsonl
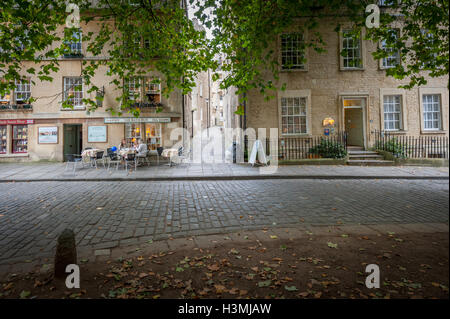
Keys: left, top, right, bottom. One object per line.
{"left": 125, "top": 123, "right": 142, "bottom": 144}
{"left": 0, "top": 125, "right": 6, "bottom": 153}
{"left": 12, "top": 125, "right": 28, "bottom": 153}
{"left": 145, "top": 123, "right": 162, "bottom": 150}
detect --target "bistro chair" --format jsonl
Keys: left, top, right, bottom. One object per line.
{"left": 125, "top": 152, "right": 137, "bottom": 172}
{"left": 91, "top": 150, "right": 105, "bottom": 169}
{"left": 107, "top": 149, "right": 121, "bottom": 171}
{"left": 64, "top": 154, "right": 83, "bottom": 174}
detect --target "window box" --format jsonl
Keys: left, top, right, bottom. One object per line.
{"left": 63, "top": 53, "right": 84, "bottom": 59}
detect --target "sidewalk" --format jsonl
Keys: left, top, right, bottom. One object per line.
{"left": 0, "top": 162, "right": 448, "bottom": 182}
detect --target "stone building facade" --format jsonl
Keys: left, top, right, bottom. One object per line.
{"left": 242, "top": 19, "right": 449, "bottom": 150}
{"left": 0, "top": 20, "right": 184, "bottom": 162}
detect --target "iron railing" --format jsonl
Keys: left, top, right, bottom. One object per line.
{"left": 373, "top": 130, "right": 449, "bottom": 159}
{"left": 247, "top": 131, "right": 348, "bottom": 161}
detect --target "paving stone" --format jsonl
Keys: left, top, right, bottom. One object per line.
{"left": 0, "top": 179, "right": 448, "bottom": 264}
{"left": 94, "top": 249, "right": 110, "bottom": 256}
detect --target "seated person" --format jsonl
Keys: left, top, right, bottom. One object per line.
{"left": 135, "top": 138, "right": 148, "bottom": 158}
{"left": 118, "top": 139, "right": 128, "bottom": 150}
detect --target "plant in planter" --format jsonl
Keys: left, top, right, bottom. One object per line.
{"left": 375, "top": 138, "right": 408, "bottom": 159}
{"left": 308, "top": 139, "right": 347, "bottom": 159}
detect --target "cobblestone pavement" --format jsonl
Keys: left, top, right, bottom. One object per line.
{"left": 0, "top": 179, "right": 448, "bottom": 265}
{"left": 0, "top": 162, "right": 448, "bottom": 181}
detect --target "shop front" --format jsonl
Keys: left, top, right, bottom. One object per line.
{"left": 105, "top": 117, "right": 174, "bottom": 151}
{"left": 0, "top": 119, "right": 34, "bottom": 159}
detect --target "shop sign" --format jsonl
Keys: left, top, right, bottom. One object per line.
{"left": 0, "top": 119, "right": 34, "bottom": 125}
{"left": 104, "top": 117, "right": 171, "bottom": 124}
{"left": 88, "top": 125, "right": 107, "bottom": 143}
{"left": 38, "top": 126, "right": 58, "bottom": 144}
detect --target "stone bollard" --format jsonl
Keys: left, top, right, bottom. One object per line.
{"left": 54, "top": 229, "right": 77, "bottom": 279}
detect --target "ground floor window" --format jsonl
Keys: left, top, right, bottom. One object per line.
{"left": 281, "top": 97, "right": 307, "bottom": 134}
{"left": 0, "top": 125, "right": 6, "bottom": 153}
{"left": 423, "top": 94, "right": 442, "bottom": 130}
{"left": 383, "top": 95, "right": 402, "bottom": 131}
{"left": 125, "top": 123, "right": 142, "bottom": 143}
{"left": 125, "top": 123, "right": 163, "bottom": 149}
{"left": 12, "top": 125, "right": 28, "bottom": 153}
{"left": 145, "top": 123, "right": 162, "bottom": 150}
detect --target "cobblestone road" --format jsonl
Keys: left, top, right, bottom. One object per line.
{"left": 0, "top": 179, "right": 448, "bottom": 264}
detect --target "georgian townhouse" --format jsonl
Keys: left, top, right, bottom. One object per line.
{"left": 240, "top": 18, "right": 449, "bottom": 153}
{"left": 0, "top": 10, "right": 186, "bottom": 162}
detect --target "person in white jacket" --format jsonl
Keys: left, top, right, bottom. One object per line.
{"left": 135, "top": 139, "right": 148, "bottom": 158}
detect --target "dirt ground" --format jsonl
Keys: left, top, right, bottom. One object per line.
{"left": 0, "top": 230, "right": 448, "bottom": 299}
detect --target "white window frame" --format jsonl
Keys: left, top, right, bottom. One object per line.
{"left": 422, "top": 94, "right": 442, "bottom": 131}
{"left": 383, "top": 95, "right": 402, "bottom": 131}
{"left": 63, "top": 77, "right": 84, "bottom": 108}
{"left": 419, "top": 88, "right": 448, "bottom": 133}
{"left": 280, "top": 33, "right": 306, "bottom": 71}
{"left": 380, "top": 29, "right": 400, "bottom": 69}
{"left": 340, "top": 30, "right": 364, "bottom": 70}
{"left": 278, "top": 90, "right": 311, "bottom": 136}
{"left": 143, "top": 77, "right": 161, "bottom": 104}
{"left": 125, "top": 77, "right": 141, "bottom": 101}
{"left": 379, "top": 88, "right": 408, "bottom": 132}
{"left": 14, "top": 78, "right": 31, "bottom": 103}
{"left": 64, "top": 28, "right": 82, "bottom": 55}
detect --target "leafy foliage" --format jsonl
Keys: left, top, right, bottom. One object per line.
{"left": 308, "top": 139, "right": 347, "bottom": 159}
{"left": 375, "top": 137, "right": 408, "bottom": 158}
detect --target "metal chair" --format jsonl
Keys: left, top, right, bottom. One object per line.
{"left": 91, "top": 150, "right": 105, "bottom": 168}
{"left": 64, "top": 154, "right": 83, "bottom": 174}
{"left": 107, "top": 150, "right": 121, "bottom": 171}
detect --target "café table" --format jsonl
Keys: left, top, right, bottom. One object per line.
{"left": 81, "top": 148, "right": 102, "bottom": 167}
{"left": 162, "top": 148, "right": 178, "bottom": 166}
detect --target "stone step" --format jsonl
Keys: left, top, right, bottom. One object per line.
{"left": 348, "top": 151, "right": 379, "bottom": 155}
{"left": 347, "top": 160, "right": 395, "bottom": 166}
{"left": 348, "top": 155, "right": 384, "bottom": 160}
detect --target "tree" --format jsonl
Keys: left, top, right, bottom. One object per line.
{"left": 1, "top": 0, "right": 448, "bottom": 117}
{"left": 0, "top": 0, "right": 214, "bottom": 116}
{"left": 192, "top": 0, "right": 449, "bottom": 114}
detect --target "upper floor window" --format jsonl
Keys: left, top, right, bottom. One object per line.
{"left": 381, "top": 29, "right": 400, "bottom": 68}
{"left": 64, "top": 28, "right": 82, "bottom": 57}
{"left": 281, "top": 97, "right": 307, "bottom": 134}
{"left": 423, "top": 94, "right": 442, "bottom": 130}
{"left": 143, "top": 78, "right": 161, "bottom": 104}
{"left": 125, "top": 77, "right": 161, "bottom": 104}
{"left": 281, "top": 33, "right": 305, "bottom": 70}
{"left": 14, "top": 79, "right": 31, "bottom": 104}
{"left": 63, "top": 77, "right": 83, "bottom": 107}
{"left": 383, "top": 95, "right": 402, "bottom": 131}
{"left": 341, "top": 30, "right": 362, "bottom": 69}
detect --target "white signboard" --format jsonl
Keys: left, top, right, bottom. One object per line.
{"left": 38, "top": 126, "right": 58, "bottom": 144}
{"left": 88, "top": 126, "right": 107, "bottom": 143}
{"left": 104, "top": 117, "right": 171, "bottom": 124}
{"left": 248, "top": 140, "right": 268, "bottom": 166}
